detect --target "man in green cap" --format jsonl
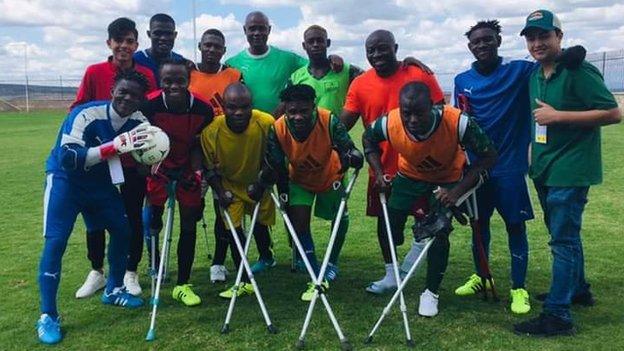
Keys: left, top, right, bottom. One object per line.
{"left": 514, "top": 9, "right": 621, "bottom": 337}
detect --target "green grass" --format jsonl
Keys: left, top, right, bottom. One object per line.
{"left": 1, "top": 109, "right": 623, "bottom": 350}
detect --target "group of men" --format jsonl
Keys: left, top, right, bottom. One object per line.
{"left": 36, "top": 8, "right": 621, "bottom": 345}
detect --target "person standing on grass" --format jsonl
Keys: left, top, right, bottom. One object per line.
{"left": 363, "top": 82, "right": 497, "bottom": 317}
{"left": 134, "top": 13, "right": 191, "bottom": 86}
{"left": 72, "top": 17, "right": 157, "bottom": 300}
{"left": 255, "top": 84, "right": 363, "bottom": 301}
{"left": 284, "top": 24, "right": 363, "bottom": 280}
{"left": 514, "top": 9, "right": 621, "bottom": 337}
{"left": 453, "top": 20, "right": 586, "bottom": 315}
{"left": 188, "top": 28, "right": 243, "bottom": 283}
{"left": 200, "top": 83, "right": 276, "bottom": 299}
{"left": 141, "top": 60, "right": 214, "bottom": 307}
{"left": 37, "top": 71, "right": 155, "bottom": 344}
{"left": 340, "top": 29, "right": 445, "bottom": 295}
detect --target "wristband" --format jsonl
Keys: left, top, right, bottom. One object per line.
{"left": 98, "top": 141, "right": 117, "bottom": 160}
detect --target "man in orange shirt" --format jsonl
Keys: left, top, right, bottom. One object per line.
{"left": 189, "top": 29, "right": 242, "bottom": 115}
{"left": 340, "top": 30, "right": 445, "bottom": 294}
{"left": 188, "top": 28, "right": 246, "bottom": 283}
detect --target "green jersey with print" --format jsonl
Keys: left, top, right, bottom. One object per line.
{"left": 226, "top": 46, "right": 307, "bottom": 114}
{"left": 289, "top": 63, "right": 351, "bottom": 116}
{"left": 528, "top": 61, "right": 618, "bottom": 186}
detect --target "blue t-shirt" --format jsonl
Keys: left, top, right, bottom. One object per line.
{"left": 133, "top": 49, "right": 186, "bottom": 86}
{"left": 46, "top": 101, "right": 148, "bottom": 187}
{"left": 453, "top": 57, "right": 534, "bottom": 176}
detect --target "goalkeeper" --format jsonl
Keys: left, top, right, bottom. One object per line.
{"left": 37, "top": 71, "right": 156, "bottom": 345}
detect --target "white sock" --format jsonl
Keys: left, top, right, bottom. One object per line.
{"left": 378, "top": 263, "right": 397, "bottom": 286}
{"left": 401, "top": 238, "right": 426, "bottom": 274}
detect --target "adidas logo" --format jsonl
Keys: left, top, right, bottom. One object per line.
{"left": 416, "top": 156, "right": 443, "bottom": 172}
{"left": 296, "top": 154, "right": 322, "bottom": 172}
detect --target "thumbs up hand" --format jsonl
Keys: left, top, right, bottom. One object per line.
{"left": 533, "top": 99, "right": 560, "bottom": 125}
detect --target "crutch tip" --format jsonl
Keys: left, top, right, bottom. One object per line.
{"left": 145, "top": 329, "right": 156, "bottom": 341}
{"left": 220, "top": 324, "right": 230, "bottom": 334}
{"left": 295, "top": 339, "right": 305, "bottom": 349}
{"left": 406, "top": 339, "right": 416, "bottom": 348}
{"left": 363, "top": 336, "right": 373, "bottom": 344}
{"left": 267, "top": 324, "right": 278, "bottom": 334}
{"left": 340, "top": 340, "right": 353, "bottom": 351}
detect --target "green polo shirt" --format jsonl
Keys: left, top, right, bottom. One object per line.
{"left": 289, "top": 63, "right": 351, "bottom": 116}
{"left": 528, "top": 61, "right": 618, "bottom": 186}
{"left": 226, "top": 46, "right": 307, "bottom": 114}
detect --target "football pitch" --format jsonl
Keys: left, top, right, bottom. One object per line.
{"left": 0, "top": 109, "right": 622, "bottom": 350}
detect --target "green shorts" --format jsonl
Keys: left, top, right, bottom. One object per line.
{"left": 289, "top": 178, "right": 348, "bottom": 221}
{"left": 388, "top": 174, "right": 456, "bottom": 214}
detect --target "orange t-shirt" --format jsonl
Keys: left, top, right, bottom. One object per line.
{"left": 387, "top": 106, "right": 466, "bottom": 183}
{"left": 274, "top": 108, "right": 342, "bottom": 192}
{"left": 188, "top": 67, "right": 241, "bottom": 116}
{"left": 343, "top": 65, "right": 444, "bottom": 177}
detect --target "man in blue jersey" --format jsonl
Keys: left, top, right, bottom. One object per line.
{"left": 453, "top": 20, "right": 585, "bottom": 314}
{"left": 36, "top": 71, "right": 158, "bottom": 344}
{"left": 134, "top": 13, "right": 190, "bottom": 85}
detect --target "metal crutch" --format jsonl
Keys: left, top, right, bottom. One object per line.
{"left": 145, "top": 180, "right": 177, "bottom": 341}
{"left": 221, "top": 206, "right": 277, "bottom": 334}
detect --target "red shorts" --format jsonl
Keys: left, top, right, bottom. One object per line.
{"left": 366, "top": 175, "right": 428, "bottom": 219}
{"left": 146, "top": 170, "right": 201, "bottom": 208}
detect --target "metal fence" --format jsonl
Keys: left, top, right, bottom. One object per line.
{"left": 0, "top": 49, "right": 622, "bottom": 112}
{"left": 587, "top": 49, "right": 624, "bottom": 92}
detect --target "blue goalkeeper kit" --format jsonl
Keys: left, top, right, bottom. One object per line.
{"left": 39, "top": 101, "right": 147, "bottom": 317}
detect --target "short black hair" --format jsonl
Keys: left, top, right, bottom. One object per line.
{"left": 150, "top": 13, "right": 175, "bottom": 27}
{"left": 400, "top": 81, "right": 432, "bottom": 107}
{"left": 465, "top": 20, "right": 502, "bottom": 38}
{"left": 280, "top": 84, "right": 316, "bottom": 103}
{"left": 201, "top": 28, "right": 225, "bottom": 42}
{"left": 114, "top": 70, "right": 150, "bottom": 93}
{"left": 108, "top": 17, "right": 138, "bottom": 40}
{"left": 158, "top": 58, "right": 190, "bottom": 79}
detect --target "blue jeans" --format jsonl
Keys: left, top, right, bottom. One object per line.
{"left": 535, "top": 185, "right": 590, "bottom": 322}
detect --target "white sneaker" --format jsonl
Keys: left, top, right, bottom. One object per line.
{"left": 75, "top": 270, "right": 106, "bottom": 298}
{"left": 418, "top": 289, "right": 439, "bottom": 317}
{"left": 210, "top": 265, "right": 228, "bottom": 283}
{"left": 123, "top": 271, "right": 142, "bottom": 296}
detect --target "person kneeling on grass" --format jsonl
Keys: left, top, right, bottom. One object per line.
{"left": 254, "top": 84, "right": 363, "bottom": 301}
{"left": 141, "top": 60, "right": 214, "bottom": 307}
{"left": 37, "top": 71, "right": 156, "bottom": 344}
{"left": 200, "top": 83, "right": 277, "bottom": 299}
{"left": 362, "top": 81, "right": 497, "bottom": 317}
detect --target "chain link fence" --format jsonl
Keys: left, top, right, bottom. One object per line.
{"left": 0, "top": 49, "right": 622, "bottom": 112}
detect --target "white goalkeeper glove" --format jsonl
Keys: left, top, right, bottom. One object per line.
{"left": 98, "top": 122, "right": 158, "bottom": 159}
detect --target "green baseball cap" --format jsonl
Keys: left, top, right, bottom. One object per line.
{"left": 520, "top": 9, "right": 562, "bottom": 36}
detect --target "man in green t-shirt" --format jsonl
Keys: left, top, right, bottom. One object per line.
{"left": 289, "top": 25, "right": 364, "bottom": 117}
{"left": 514, "top": 9, "right": 621, "bottom": 337}
{"left": 225, "top": 11, "right": 343, "bottom": 115}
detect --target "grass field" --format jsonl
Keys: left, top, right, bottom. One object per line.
{"left": 0, "top": 109, "right": 622, "bottom": 350}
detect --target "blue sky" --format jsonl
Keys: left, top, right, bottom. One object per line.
{"left": 0, "top": 0, "right": 623, "bottom": 91}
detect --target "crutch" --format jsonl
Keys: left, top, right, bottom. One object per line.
{"left": 220, "top": 203, "right": 277, "bottom": 334}
{"left": 465, "top": 191, "right": 498, "bottom": 301}
{"left": 145, "top": 180, "right": 177, "bottom": 341}
{"left": 365, "top": 184, "right": 480, "bottom": 345}
{"left": 200, "top": 214, "right": 212, "bottom": 261}
{"left": 272, "top": 170, "right": 358, "bottom": 351}
{"left": 373, "top": 192, "right": 414, "bottom": 347}
{"left": 142, "top": 202, "right": 156, "bottom": 300}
